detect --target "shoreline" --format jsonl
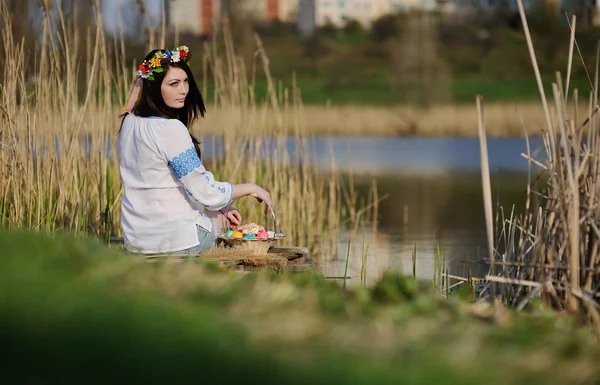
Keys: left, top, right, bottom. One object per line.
{"left": 7, "top": 101, "right": 556, "bottom": 138}
{"left": 198, "top": 101, "right": 552, "bottom": 137}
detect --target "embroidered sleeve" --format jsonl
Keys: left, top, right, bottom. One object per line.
{"left": 155, "top": 120, "right": 234, "bottom": 211}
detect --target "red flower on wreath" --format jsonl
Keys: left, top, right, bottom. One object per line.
{"left": 139, "top": 62, "right": 151, "bottom": 74}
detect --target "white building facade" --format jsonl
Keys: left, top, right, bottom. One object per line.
{"left": 240, "top": 0, "right": 299, "bottom": 21}
{"left": 168, "top": 0, "right": 221, "bottom": 36}
{"left": 279, "top": 0, "right": 300, "bottom": 20}
{"left": 390, "top": 0, "right": 434, "bottom": 11}
{"left": 168, "top": 0, "right": 299, "bottom": 36}
{"left": 298, "top": 0, "right": 390, "bottom": 36}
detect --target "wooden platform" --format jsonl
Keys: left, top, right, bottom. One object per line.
{"left": 108, "top": 237, "right": 311, "bottom": 272}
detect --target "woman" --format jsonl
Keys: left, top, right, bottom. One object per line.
{"left": 117, "top": 45, "right": 272, "bottom": 254}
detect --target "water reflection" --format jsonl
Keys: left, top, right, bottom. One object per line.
{"left": 319, "top": 228, "right": 488, "bottom": 287}
{"left": 13, "top": 134, "right": 543, "bottom": 283}
{"left": 318, "top": 171, "right": 542, "bottom": 285}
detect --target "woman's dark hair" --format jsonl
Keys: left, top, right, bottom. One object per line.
{"left": 119, "top": 49, "right": 206, "bottom": 159}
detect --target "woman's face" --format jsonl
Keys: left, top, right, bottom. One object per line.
{"left": 161, "top": 67, "right": 189, "bottom": 109}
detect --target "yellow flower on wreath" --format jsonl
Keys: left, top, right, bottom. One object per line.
{"left": 150, "top": 57, "right": 162, "bottom": 68}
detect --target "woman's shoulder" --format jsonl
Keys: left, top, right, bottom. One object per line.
{"left": 133, "top": 116, "right": 188, "bottom": 145}
{"left": 151, "top": 117, "right": 187, "bottom": 133}
{"left": 127, "top": 114, "right": 186, "bottom": 129}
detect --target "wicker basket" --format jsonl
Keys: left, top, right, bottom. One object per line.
{"left": 217, "top": 235, "right": 284, "bottom": 254}
{"left": 216, "top": 195, "right": 285, "bottom": 255}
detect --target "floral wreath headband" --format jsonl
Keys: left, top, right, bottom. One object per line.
{"left": 124, "top": 45, "right": 192, "bottom": 113}
{"left": 137, "top": 45, "right": 192, "bottom": 81}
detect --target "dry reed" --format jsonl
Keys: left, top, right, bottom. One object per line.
{"left": 0, "top": 1, "right": 377, "bottom": 258}
{"left": 6, "top": 102, "right": 550, "bottom": 138}
{"left": 200, "top": 102, "right": 551, "bottom": 137}
{"left": 477, "top": 5, "right": 600, "bottom": 327}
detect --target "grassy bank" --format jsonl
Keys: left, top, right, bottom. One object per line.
{"left": 201, "top": 102, "right": 549, "bottom": 137}
{"left": 2, "top": 229, "right": 600, "bottom": 384}
{"left": 12, "top": 98, "right": 550, "bottom": 137}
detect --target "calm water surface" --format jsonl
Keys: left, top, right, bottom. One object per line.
{"left": 64, "top": 134, "right": 545, "bottom": 284}
{"left": 203, "top": 135, "right": 547, "bottom": 285}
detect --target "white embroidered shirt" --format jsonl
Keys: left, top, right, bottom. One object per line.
{"left": 117, "top": 114, "right": 233, "bottom": 253}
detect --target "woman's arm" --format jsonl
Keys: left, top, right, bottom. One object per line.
{"left": 231, "top": 183, "right": 272, "bottom": 213}
{"left": 154, "top": 121, "right": 272, "bottom": 213}
{"left": 216, "top": 183, "right": 272, "bottom": 227}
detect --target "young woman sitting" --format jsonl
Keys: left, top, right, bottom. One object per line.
{"left": 117, "top": 45, "right": 272, "bottom": 255}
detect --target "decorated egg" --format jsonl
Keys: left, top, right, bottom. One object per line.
{"left": 243, "top": 234, "right": 255, "bottom": 239}
{"left": 231, "top": 231, "right": 244, "bottom": 239}
{"left": 267, "top": 231, "right": 275, "bottom": 238}
{"left": 226, "top": 230, "right": 235, "bottom": 238}
{"left": 238, "top": 223, "right": 265, "bottom": 235}
{"left": 256, "top": 231, "right": 269, "bottom": 239}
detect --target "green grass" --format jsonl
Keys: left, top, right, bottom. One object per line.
{"left": 199, "top": 68, "right": 593, "bottom": 106}
{"left": 452, "top": 76, "right": 594, "bottom": 103}
{"left": 79, "top": 32, "right": 596, "bottom": 107}
{"left": 1, "top": 229, "right": 600, "bottom": 384}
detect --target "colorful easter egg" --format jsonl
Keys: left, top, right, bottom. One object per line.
{"left": 226, "top": 230, "right": 235, "bottom": 238}
{"left": 256, "top": 231, "right": 269, "bottom": 239}
{"left": 231, "top": 231, "right": 244, "bottom": 239}
{"left": 243, "top": 234, "right": 255, "bottom": 239}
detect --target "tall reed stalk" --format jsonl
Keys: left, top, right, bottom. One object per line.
{"left": 0, "top": 0, "right": 375, "bottom": 257}
{"left": 477, "top": 5, "right": 600, "bottom": 327}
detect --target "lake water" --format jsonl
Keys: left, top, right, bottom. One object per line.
{"left": 202, "top": 135, "right": 548, "bottom": 285}
{"left": 41, "top": 134, "right": 546, "bottom": 285}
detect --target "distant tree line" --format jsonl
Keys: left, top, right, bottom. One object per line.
{"left": 2, "top": 0, "right": 600, "bottom": 106}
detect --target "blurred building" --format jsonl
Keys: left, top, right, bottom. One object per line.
{"left": 168, "top": 0, "right": 220, "bottom": 36}
{"left": 390, "top": 0, "right": 436, "bottom": 11}
{"left": 297, "top": 0, "right": 390, "bottom": 36}
{"left": 168, "top": 0, "right": 299, "bottom": 36}
{"left": 222, "top": 0, "right": 298, "bottom": 20}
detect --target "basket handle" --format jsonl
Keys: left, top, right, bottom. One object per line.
{"left": 249, "top": 193, "right": 284, "bottom": 236}
{"left": 221, "top": 193, "right": 284, "bottom": 237}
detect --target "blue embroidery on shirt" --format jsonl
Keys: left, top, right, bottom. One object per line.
{"left": 168, "top": 148, "right": 202, "bottom": 179}
{"left": 170, "top": 148, "right": 228, "bottom": 196}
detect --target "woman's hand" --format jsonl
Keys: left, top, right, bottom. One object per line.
{"left": 251, "top": 187, "right": 273, "bottom": 214}
{"left": 221, "top": 206, "right": 242, "bottom": 229}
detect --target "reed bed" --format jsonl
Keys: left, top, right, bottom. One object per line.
{"left": 477, "top": 5, "right": 600, "bottom": 327}
{"left": 0, "top": 0, "right": 377, "bottom": 257}
{"left": 195, "top": 102, "right": 548, "bottom": 137}
{"left": 8, "top": 101, "right": 550, "bottom": 138}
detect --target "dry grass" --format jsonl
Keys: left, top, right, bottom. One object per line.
{"left": 0, "top": 2, "right": 378, "bottom": 257}
{"left": 8, "top": 102, "right": 549, "bottom": 138}
{"left": 476, "top": 6, "right": 600, "bottom": 329}
{"left": 198, "top": 102, "right": 549, "bottom": 137}
{"left": 202, "top": 246, "right": 291, "bottom": 269}
{"left": 143, "top": 246, "right": 292, "bottom": 271}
